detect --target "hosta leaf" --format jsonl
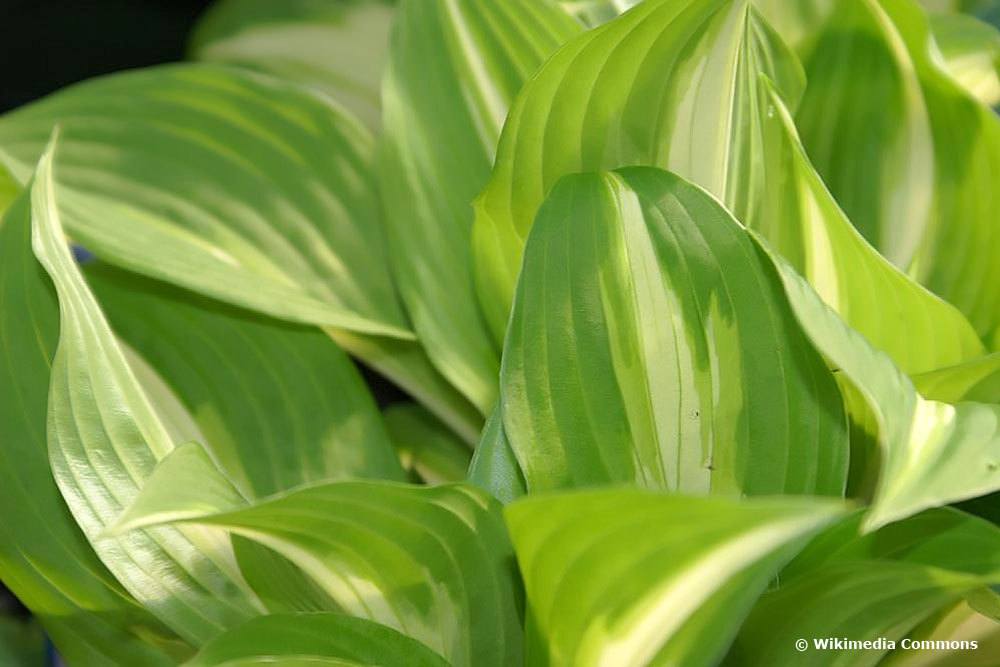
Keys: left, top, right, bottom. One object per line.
{"left": 756, "top": 81, "right": 983, "bottom": 374}
{"left": 0, "top": 193, "right": 184, "bottom": 664}
{"left": 189, "top": 0, "right": 395, "bottom": 130}
{"left": 732, "top": 561, "right": 983, "bottom": 665}
{"left": 467, "top": 406, "right": 527, "bottom": 504}
{"left": 558, "top": 0, "right": 641, "bottom": 26}
{"left": 504, "top": 488, "right": 843, "bottom": 667}
{"left": 30, "top": 135, "right": 264, "bottom": 644}
{"left": 86, "top": 263, "right": 406, "bottom": 497}
{"left": 882, "top": 601, "right": 1000, "bottom": 666}
{"left": 184, "top": 613, "right": 449, "bottom": 667}
{"left": 930, "top": 12, "right": 1000, "bottom": 106}
{"left": 383, "top": 403, "right": 471, "bottom": 484}
{"left": 913, "top": 353, "right": 1000, "bottom": 403}
{"left": 0, "top": 64, "right": 406, "bottom": 338}
{"left": 783, "top": 508, "right": 1000, "bottom": 579}
{"left": 471, "top": 0, "right": 807, "bottom": 340}
{"left": 731, "top": 508, "right": 1000, "bottom": 665}
{"left": 0, "top": 62, "right": 481, "bottom": 441}
{"left": 500, "top": 168, "right": 848, "bottom": 495}
{"left": 753, "top": 234, "right": 1000, "bottom": 530}
{"left": 379, "top": 0, "right": 580, "bottom": 412}
{"left": 114, "top": 479, "right": 523, "bottom": 667}
{"left": 797, "top": 0, "right": 1000, "bottom": 341}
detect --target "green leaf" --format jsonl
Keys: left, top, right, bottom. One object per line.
{"left": 107, "top": 443, "right": 247, "bottom": 537}
{"left": 30, "top": 134, "right": 264, "bottom": 644}
{"left": 184, "top": 613, "right": 449, "bottom": 667}
{"left": 733, "top": 561, "right": 982, "bottom": 665}
{"left": 882, "top": 600, "right": 1000, "bottom": 666}
{"left": 504, "top": 488, "right": 843, "bottom": 667}
{"left": 0, "top": 617, "right": 44, "bottom": 667}
{"left": 383, "top": 403, "right": 471, "bottom": 484}
{"left": 752, "top": 232, "right": 1000, "bottom": 530}
{"left": 467, "top": 406, "right": 527, "bottom": 505}
{"left": 115, "top": 480, "right": 524, "bottom": 667}
{"left": 731, "top": 508, "right": 1000, "bottom": 665}
{"left": 190, "top": 0, "right": 395, "bottom": 130}
{"left": 85, "top": 263, "right": 406, "bottom": 497}
{"left": 755, "top": 80, "right": 984, "bottom": 374}
{"left": 0, "top": 192, "right": 187, "bottom": 665}
{"left": 913, "top": 353, "right": 1000, "bottom": 403}
{"left": 471, "top": 0, "right": 807, "bottom": 340}
{"left": 558, "top": 0, "right": 641, "bottom": 26}
{"left": 931, "top": 12, "right": 1000, "bottom": 106}
{"left": 379, "top": 0, "right": 580, "bottom": 412}
{"left": 500, "top": 168, "right": 848, "bottom": 495}
{"left": 796, "top": 0, "right": 1000, "bottom": 342}
{"left": 0, "top": 64, "right": 406, "bottom": 338}
{"left": 0, "top": 62, "right": 482, "bottom": 441}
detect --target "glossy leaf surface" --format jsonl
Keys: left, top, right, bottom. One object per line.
{"left": 500, "top": 168, "right": 848, "bottom": 495}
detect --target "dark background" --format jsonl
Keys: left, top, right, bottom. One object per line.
{"left": 1, "top": 0, "right": 214, "bottom": 113}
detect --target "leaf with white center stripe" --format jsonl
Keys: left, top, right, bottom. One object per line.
{"left": 731, "top": 508, "right": 1000, "bottom": 665}
{"left": 753, "top": 232, "right": 1000, "bottom": 530}
{"left": 471, "top": 0, "right": 807, "bottom": 340}
{"left": 86, "top": 262, "right": 407, "bottom": 497}
{"left": 30, "top": 134, "right": 264, "bottom": 644}
{"left": 190, "top": 0, "right": 395, "bottom": 130}
{"left": 796, "top": 0, "right": 1000, "bottom": 342}
{"left": 499, "top": 167, "right": 848, "bottom": 495}
{"left": 379, "top": 0, "right": 580, "bottom": 412}
{"left": 0, "top": 191, "right": 187, "bottom": 664}
{"left": 754, "top": 80, "right": 983, "bottom": 375}
{"left": 112, "top": 477, "right": 524, "bottom": 667}
{"left": 504, "top": 488, "right": 843, "bottom": 667}
{"left": 0, "top": 62, "right": 482, "bottom": 441}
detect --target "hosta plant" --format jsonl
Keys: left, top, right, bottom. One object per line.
{"left": 3, "top": 0, "right": 1000, "bottom": 665}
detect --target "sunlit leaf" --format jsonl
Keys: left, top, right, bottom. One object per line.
{"left": 500, "top": 168, "right": 848, "bottom": 495}
{"left": 505, "top": 488, "right": 843, "bottom": 667}
{"left": 753, "top": 232, "right": 1000, "bottom": 530}
{"left": 0, "top": 192, "right": 183, "bottom": 665}
{"left": 0, "top": 62, "right": 482, "bottom": 441}
{"left": 30, "top": 135, "right": 264, "bottom": 644}
{"left": 471, "top": 0, "right": 806, "bottom": 340}
{"left": 380, "top": 0, "right": 580, "bottom": 411}
{"left": 731, "top": 508, "right": 1000, "bottom": 665}
{"left": 797, "top": 0, "right": 1000, "bottom": 342}
{"left": 114, "top": 478, "right": 524, "bottom": 667}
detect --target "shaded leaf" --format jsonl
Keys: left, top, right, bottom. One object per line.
{"left": 383, "top": 403, "right": 471, "bottom": 484}
{"left": 467, "top": 406, "right": 527, "bottom": 504}
{"left": 184, "top": 613, "right": 449, "bottom": 667}
{"left": 190, "top": 0, "right": 395, "bottom": 129}
{"left": 86, "top": 263, "right": 406, "bottom": 497}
